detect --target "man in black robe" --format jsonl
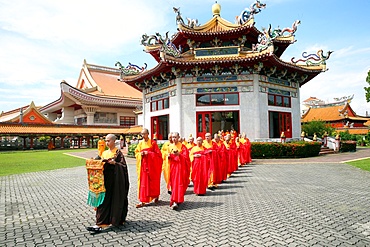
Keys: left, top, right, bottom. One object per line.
{"left": 87, "top": 134, "right": 129, "bottom": 232}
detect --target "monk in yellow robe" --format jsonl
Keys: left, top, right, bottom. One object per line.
{"left": 97, "top": 137, "right": 106, "bottom": 158}
{"left": 135, "top": 128, "right": 163, "bottom": 208}
{"left": 161, "top": 133, "right": 173, "bottom": 194}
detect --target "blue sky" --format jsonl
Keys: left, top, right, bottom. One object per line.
{"left": 1, "top": 0, "right": 370, "bottom": 116}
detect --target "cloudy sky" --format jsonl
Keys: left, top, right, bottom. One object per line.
{"left": 1, "top": 0, "right": 370, "bottom": 116}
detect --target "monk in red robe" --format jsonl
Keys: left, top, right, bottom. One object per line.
{"left": 224, "top": 134, "right": 238, "bottom": 177}
{"left": 213, "top": 133, "right": 226, "bottom": 183}
{"left": 168, "top": 132, "right": 190, "bottom": 210}
{"left": 161, "top": 133, "right": 173, "bottom": 194}
{"left": 190, "top": 137, "right": 209, "bottom": 196}
{"left": 203, "top": 132, "right": 220, "bottom": 190}
{"left": 134, "top": 128, "right": 163, "bottom": 208}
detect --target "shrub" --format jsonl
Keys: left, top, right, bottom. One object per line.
{"left": 301, "top": 120, "right": 335, "bottom": 137}
{"left": 340, "top": 141, "right": 356, "bottom": 152}
{"left": 128, "top": 144, "right": 137, "bottom": 156}
{"left": 251, "top": 141, "right": 321, "bottom": 158}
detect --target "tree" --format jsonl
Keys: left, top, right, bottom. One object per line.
{"left": 301, "top": 120, "right": 335, "bottom": 137}
{"left": 365, "top": 69, "right": 370, "bottom": 102}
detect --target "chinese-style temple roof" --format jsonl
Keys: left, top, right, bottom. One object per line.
{"left": 336, "top": 128, "right": 369, "bottom": 135}
{"left": 0, "top": 102, "right": 53, "bottom": 124}
{"left": 121, "top": 2, "right": 329, "bottom": 91}
{"left": 0, "top": 123, "right": 143, "bottom": 136}
{"left": 301, "top": 103, "right": 369, "bottom": 123}
{"left": 41, "top": 60, "right": 142, "bottom": 114}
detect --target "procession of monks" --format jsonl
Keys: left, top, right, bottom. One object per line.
{"left": 135, "top": 128, "right": 252, "bottom": 210}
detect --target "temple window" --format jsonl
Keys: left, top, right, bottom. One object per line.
{"left": 94, "top": 112, "right": 117, "bottom": 124}
{"left": 268, "top": 94, "right": 291, "bottom": 108}
{"left": 150, "top": 97, "right": 169, "bottom": 112}
{"left": 120, "top": 116, "right": 135, "bottom": 127}
{"left": 196, "top": 93, "right": 239, "bottom": 106}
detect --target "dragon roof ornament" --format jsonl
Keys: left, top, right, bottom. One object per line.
{"left": 236, "top": 0, "right": 266, "bottom": 25}
{"left": 252, "top": 20, "right": 300, "bottom": 52}
{"left": 115, "top": 62, "right": 147, "bottom": 76}
{"left": 173, "top": 7, "right": 200, "bottom": 29}
{"left": 140, "top": 31, "right": 182, "bottom": 58}
{"left": 291, "top": 50, "right": 333, "bottom": 66}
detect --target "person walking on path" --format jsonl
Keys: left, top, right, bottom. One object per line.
{"left": 134, "top": 128, "right": 163, "bottom": 208}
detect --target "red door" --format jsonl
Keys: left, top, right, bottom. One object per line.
{"left": 279, "top": 112, "right": 292, "bottom": 138}
{"left": 196, "top": 112, "right": 212, "bottom": 139}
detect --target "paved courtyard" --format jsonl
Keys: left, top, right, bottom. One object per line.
{"left": 1, "top": 149, "right": 370, "bottom": 246}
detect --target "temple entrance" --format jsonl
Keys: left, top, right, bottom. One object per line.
{"left": 151, "top": 115, "right": 169, "bottom": 140}
{"left": 196, "top": 111, "right": 239, "bottom": 138}
{"left": 268, "top": 111, "right": 292, "bottom": 138}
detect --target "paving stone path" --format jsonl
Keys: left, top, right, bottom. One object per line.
{"left": 1, "top": 149, "right": 370, "bottom": 246}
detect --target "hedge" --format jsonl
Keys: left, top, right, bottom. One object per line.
{"left": 340, "top": 141, "right": 356, "bottom": 152}
{"left": 251, "top": 141, "right": 321, "bottom": 158}
{"left": 128, "top": 141, "right": 321, "bottom": 159}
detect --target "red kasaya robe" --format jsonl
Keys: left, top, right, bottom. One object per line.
{"left": 190, "top": 146, "right": 208, "bottom": 195}
{"left": 168, "top": 142, "right": 190, "bottom": 205}
{"left": 135, "top": 138, "right": 163, "bottom": 203}
{"left": 224, "top": 140, "right": 238, "bottom": 176}
{"left": 214, "top": 140, "right": 227, "bottom": 182}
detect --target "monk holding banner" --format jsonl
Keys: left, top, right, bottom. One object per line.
{"left": 135, "top": 128, "right": 163, "bottom": 208}
{"left": 86, "top": 134, "right": 129, "bottom": 233}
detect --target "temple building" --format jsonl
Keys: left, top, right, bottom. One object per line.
{"left": 118, "top": 2, "right": 332, "bottom": 140}
{"left": 301, "top": 96, "right": 370, "bottom": 135}
{"left": 0, "top": 60, "right": 143, "bottom": 150}
{"left": 40, "top": 60, "right": 143, "bottom": 126}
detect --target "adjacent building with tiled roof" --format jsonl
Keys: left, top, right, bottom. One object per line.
{"left": 301, "top": 98, "right": 369, "bottom": 135}
{"left": 40, "top": 60, "right": 143, "bottom": 127}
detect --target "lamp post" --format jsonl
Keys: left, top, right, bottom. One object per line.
{"left": 280, "top": 131, "right": 286, "bottom": 143}
{"left": 301, "top": 131, "right": 305, "bottom": 141}
{"left": 323, "top": 131, "right": 328, "bottom": 147}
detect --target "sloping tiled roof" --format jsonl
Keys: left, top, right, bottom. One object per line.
{"left": 88, "top": 71, "right": 142, "bottom": 99}
{"left": 336, "top": 128, "right": 369, "bottom": 135}
{"left": 302, "top": 104, "right": 352, "bottom": 122}
{"left": 0, "top": 123, "right": 142, "bottom": 135}
{"left": 0, "top": 102, "right": 53, "bottom": 124}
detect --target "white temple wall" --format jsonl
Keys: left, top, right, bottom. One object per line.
{"left": 182, "top": 94, "right": 196, "bottom": 138}
{"left": 55, "top": 107, "right": 74, "bottom": 124}
{"left": 292, "top": 92, "right": 301, "bottom": 138}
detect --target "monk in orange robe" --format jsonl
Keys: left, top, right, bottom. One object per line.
{"left": 168, "top": 132, "right": 190, "bottom": 210}
{"left": 134, "top": 128, "right": 163, "bottom": 208}
{"left": 224, "top": 134, "right": 238, "bottom": 177}
{"left": 97, "top": 137, "right": 106, "bottom": 157}
{"left": 213, "top": 133, "right": 226, "bottom": 183}
{"left": 203, "top": 132, "right": 220, "bottom": 190}
{"left": 185, "top": 134, "right": 196, "bottom": 180}
{"left": 161, "top": 133, "right": 173, "bottom": 194}
{"left": 241, "top": 133, "right": 252, "bottom": 164}
{"left": 190, "top": 137, "right": 209, "bottom": 196}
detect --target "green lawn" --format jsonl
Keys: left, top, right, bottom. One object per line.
{"left": 0, "top": 149, "right": 92, "bottom": 176}
{"left": 345, "top": 158, "right": 370, "bottom": 172}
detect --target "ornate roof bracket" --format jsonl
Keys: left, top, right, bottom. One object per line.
{"left": 264, "top": 66, "right": 276, "bottom": 77}
{"left": 172, "top": 67, "right": 186, "bottom": 78}
{"left": 287, "top": 72, "right": 297, "bottom": 82}
{"left": 277, "top": 69, "right": 288, "bottom": 79}
{"left": 230, "top": 64, "right": 243, "bottom": 75}
{"left": 253, "top": 62, "right": 264, "bottom": 74}
{"left": 191, "top": 66, "right": 204, "bottom": 77}
{"left": 210, "top": 37, "right": 222, "bottom": 47}
{"left": 210, "top": 65, "right": 223, "bottom": 76}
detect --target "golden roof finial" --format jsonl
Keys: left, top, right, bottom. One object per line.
{"left": 212, "top": 1, "right": 221, "bottom": 16}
